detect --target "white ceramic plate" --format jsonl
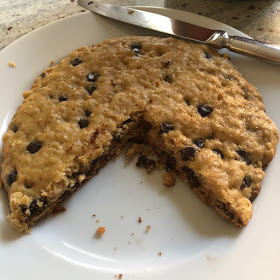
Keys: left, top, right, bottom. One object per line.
{"left": 0, "top": 7, "right": 280, "bottom": 280}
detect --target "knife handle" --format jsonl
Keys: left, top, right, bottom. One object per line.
{"left": 226, "top": 35, "right": 280, "bottom": 64}
{"left": 207, "top": 31, "right": 280, "bottom": 64}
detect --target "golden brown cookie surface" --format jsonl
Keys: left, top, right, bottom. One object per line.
{"left": 1, "top": 36, "right": 278, "bottom": 232}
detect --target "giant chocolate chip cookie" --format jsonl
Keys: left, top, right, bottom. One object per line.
{"left": 1, "top": 36, "right": 278, "bottom": 232}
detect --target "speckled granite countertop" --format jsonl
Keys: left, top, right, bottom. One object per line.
{"left": 0, "top": 0, "right": 280, "bottom": 50}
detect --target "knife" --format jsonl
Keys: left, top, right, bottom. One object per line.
{"left": 78, "top": 0, "right": 280, "bottom": 64}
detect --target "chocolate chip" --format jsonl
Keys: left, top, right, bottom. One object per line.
{"left": 164, "top": 75, "right": 172, "bottom": 83}
{"left": 70, "top": 57, "right": 83, "bottom": 66}
{"left": 6, "top": 170, "right": 17, "bottom": 186}
{"left": 237, "top": 218, "right": 244, "bottom": 226}
{"left": 182, "top": 166, "right": 200, "bottom": 188}
{"left": 249, "top": 190, "right": 258, "bottom": 202}
{"left": 136, "top": 156, "right": 147, "bottom": 167}
{"left": 12, "top": 124, "right": 18, "bottom": 133}
{"left": 85, "top": 158, "right": 99, "bottom": 177}
{"left": 162, "top": 61, "right": 171, "bottom": 68}
{"left": 28, "top": 199, "right": 46, "bottom": 217}
{"left": 113, "top": 131, "right": 122, "bottom": 143}
{"left": 87, "top": 72, "right": 100, "bottom": 82}
{"left": 40, "top": 73, "right": 46, "bottom": 79}
{"left": 85, "top": 109, "right": 92, "bottom": 117}
{"left": 205, "top": 52, "right": 213, "bottom": 59}
{"left": 58, "top": 96, "right": 67, "bottom": 102}
{"left": 130, "top": 43, "right": 142, "bottom": 51}
{"left": 85, "top": 84, "right": 97, "bottom": 95}
{"left": 130, "top": 43, "right": 142, "bottom": 56}
{"left": 160, "top": 122, "right": 174, "bottom": 134}
{"left": 194, "top": 139, "right": 204, "bottom": 148}
{"left": 185, "top": 100, "right": 190, "bottom": 105}
{"left": 136, "top": 156, "right": 156, "bottom": 169}
{"left": 24, "top": 184, "right": 32, "bottom": 189}
{"left": 240, "top": 176, "right": 252, "bottom": 190}
{"left": 197, "top": 105, "right": 213, "bottom": 117}
{"left": 180, "top": 146, "right": 197, "bottom": 161}
{"left": 214, "top": 149, "right": 224, "bottom": 159}
{"left": 216, "top": 200, "right": 227, "bottom": 210}
{"left": 224, "top": 76, "right": 235, "bottom": 81}
{"left": 122, "top": 118, "right": 132, "bottom": 125}
{"left": 216, "top": 201, "right": 234, "bottom": 220}
{"left": 237, "top": 150, "right": 252, "bottom": 165}
{"left": 26, "top": 140, "right": 42, "bottom": 154}
{"left": 166, "top": 155, "right": 176, "bottom": 170}
{"left": 78, "top": 119, "right": 89, "bottom": 129}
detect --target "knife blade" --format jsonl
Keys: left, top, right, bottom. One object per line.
{"left": 78, "top": 0, "right": 280, "bottom": 64}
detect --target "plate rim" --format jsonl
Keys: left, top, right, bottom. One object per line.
{"left": 0, "top": 7, "right": 279, "bottom": 280}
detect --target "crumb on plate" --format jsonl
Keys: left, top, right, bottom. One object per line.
{"left": 163, "top": 171, "right": 176, "bottom": 187}
{"left": 8, "top": 61, "right": 16, "bottom": 67}
{"left": 96, "top": 226, "right": 106, "bottom": 235}
{"left": 145, "top": 225, "right": 151, "bottom": 232}
{"left": 125, "top": 143, "right": 144, "bottom": 162}
{"left": 52, "top": 204, "right": 66, "bottom": 214}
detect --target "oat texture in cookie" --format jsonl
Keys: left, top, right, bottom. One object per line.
{"left": 0, "top": 36, "right": 278, "bottom": 232}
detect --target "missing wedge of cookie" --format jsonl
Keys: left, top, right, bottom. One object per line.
{"left": 1, "top": 36, "right": 278, "bottom": 232}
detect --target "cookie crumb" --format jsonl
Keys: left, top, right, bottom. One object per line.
{"left": 50, "top": 60, "right": 54, "bottom": 65}
{"left": 125, "top": 143, "right": 144, "bottom": 162}
{"left": 8, "top": 61, "right": 16, "bottom": 67}
{"left": 125, "top": 143, "right": 153, "bottom": 162}
{"left": 163, "top": 172, "right": 176, "bottom": 187}
{"left": 138, "top": 216, "right": 142, "bottom": 223}
{"left": 7, "top": 26, "right": 12, "bottom": 31}
{"left": 158, "top": 252, "right": 162, "bottom": 256}
{"left": 145, "top": 225, "right": 151, "bottom": 232}
{"left": 221, "top": 53, "right": 230, "bottom": 59}
{"left": 96, "top": 219, "right": 100, "bottom": 223}
{"left": 206, "top": 254, "right": 213, "bottom": 261}
{"left": 121, "top": 215, "right": 124, "bottom": 219}
{"left": 92, "top": 214, "right": 96, "bottom": 217}
{"left": 52, "top": 204, "right": 66, "bottom": 214}
{"left": 118, "top": 273, "right": 123, "bottom": 279}
{"left": 128, "top": 9, "right": 134, "bottom": 14}
{"left": 155, "top": 160, "right": 163, "bottom": 170}
{"left": 96, "top": 226, "right": 106, "bottom": 235}
{"left": 131, "top": 232, "right": 134, "bottom": 236}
